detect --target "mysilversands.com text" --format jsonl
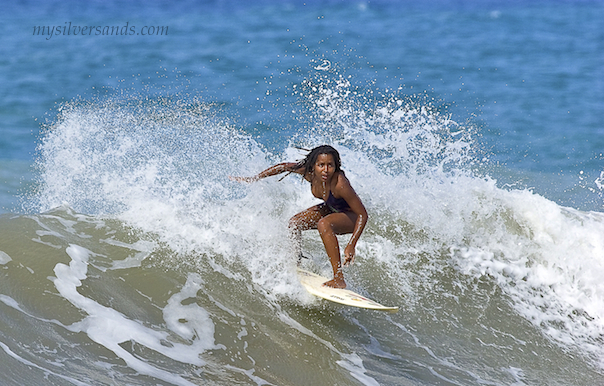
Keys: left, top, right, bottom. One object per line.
{"left": 33, "top": 22, "right": 168, "bottom": 40}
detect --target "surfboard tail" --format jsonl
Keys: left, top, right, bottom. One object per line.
{"left": 297, "top": 268, "right": 399, "bottom": 312}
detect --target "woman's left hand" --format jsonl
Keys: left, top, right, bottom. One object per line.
{"left": 343, "top": 244, "right": 355, "bottom": 266}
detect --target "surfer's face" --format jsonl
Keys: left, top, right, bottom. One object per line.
{"left": 314, "top": 153, "right": 336, "bottom": 182}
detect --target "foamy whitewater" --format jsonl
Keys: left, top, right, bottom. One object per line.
{"left": 1, "top": 1, "right": 603, "bottom": 385}
{"left": 1, "top": 73, "right": 599, "bottom": 384}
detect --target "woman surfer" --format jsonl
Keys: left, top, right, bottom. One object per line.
{"left": 231, "top": 145, "right": 368, "bottom": 288}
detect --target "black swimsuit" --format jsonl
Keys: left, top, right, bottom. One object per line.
{"left": 325, "top": 191, "right": 351, "bottom": 213}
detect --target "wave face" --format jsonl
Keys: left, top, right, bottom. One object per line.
{"left": 2, "top": 77, "right": 603, "bottom": 385}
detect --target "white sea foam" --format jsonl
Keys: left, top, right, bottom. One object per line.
{"left": 51, "top": 244, "right": 217, "bottom": 385}
{"left": 34, "top": 82, "right": 604, "bottom": 372}
{"left": 300, "top": 77, "right": 604, "bottom": 366}
{"left": 0, "top": 251, "right": 12, "bottom": 265}
{"left": 448, "top": 188, "right": 604, "bottom": 359}
{"left": 100, "top": 238, "right": 157, "bottom": 269}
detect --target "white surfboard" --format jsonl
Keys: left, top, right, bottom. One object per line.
{"left": 297, "top": 268, "right": 399, "bottom": 313}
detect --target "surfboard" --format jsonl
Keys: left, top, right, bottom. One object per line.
{"left": 297, "top": 268, "right": 399, "bottom": 313}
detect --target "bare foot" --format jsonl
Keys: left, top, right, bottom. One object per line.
{"left": 322, "top": 278, "right": 346, "bottom": 289}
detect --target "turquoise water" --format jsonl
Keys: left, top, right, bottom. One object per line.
{"left": 1, "top": 1, "right": 603, "bottom": 385}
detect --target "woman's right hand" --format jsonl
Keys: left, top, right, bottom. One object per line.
{"left": 229, "top": 176, "right": 258, "bottom": 183}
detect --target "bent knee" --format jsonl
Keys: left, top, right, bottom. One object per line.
{"left": 316, "top": 217, "right": 333, "bottom": 233}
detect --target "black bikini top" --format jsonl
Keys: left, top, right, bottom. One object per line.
{"left": 325, "top": 191, "right": 351, "bottom": 213}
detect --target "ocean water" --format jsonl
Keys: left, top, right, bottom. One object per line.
{"left": 1, "top": 0, "right": 603, "bottom": 385}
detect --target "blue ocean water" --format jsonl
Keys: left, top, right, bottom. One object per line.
{"left": 1, "top": 1, "right": 604, "bottom": 385}
{"left": 1, "top": 0, "right": 602, "bottom": 212}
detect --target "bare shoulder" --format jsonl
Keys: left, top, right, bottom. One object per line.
{"left": 333, "top": 171, "right": 354, "bottom": 194}
{"left": 333, "top": 171, "right": 366, "bottom": 213}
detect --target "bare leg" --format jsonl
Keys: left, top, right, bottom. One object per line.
{"left": 316, "top": 212, "right": 357, "bottom": 288}
{"left": 289, "top": 206, "right": 358, "bottom": 288}
{"left": 288, "top": 205, "right": 328, "bottom": 262}
{"left": 288, "top": 221, "right": 303, "bottom": 263}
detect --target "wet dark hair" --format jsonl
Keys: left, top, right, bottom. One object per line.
{"left": 296, "top": 145, "right": 342, "bottom": 176}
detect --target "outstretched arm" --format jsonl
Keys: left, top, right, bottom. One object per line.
{"left": 229, "top": 162, "right": 303, "bottom": 183}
